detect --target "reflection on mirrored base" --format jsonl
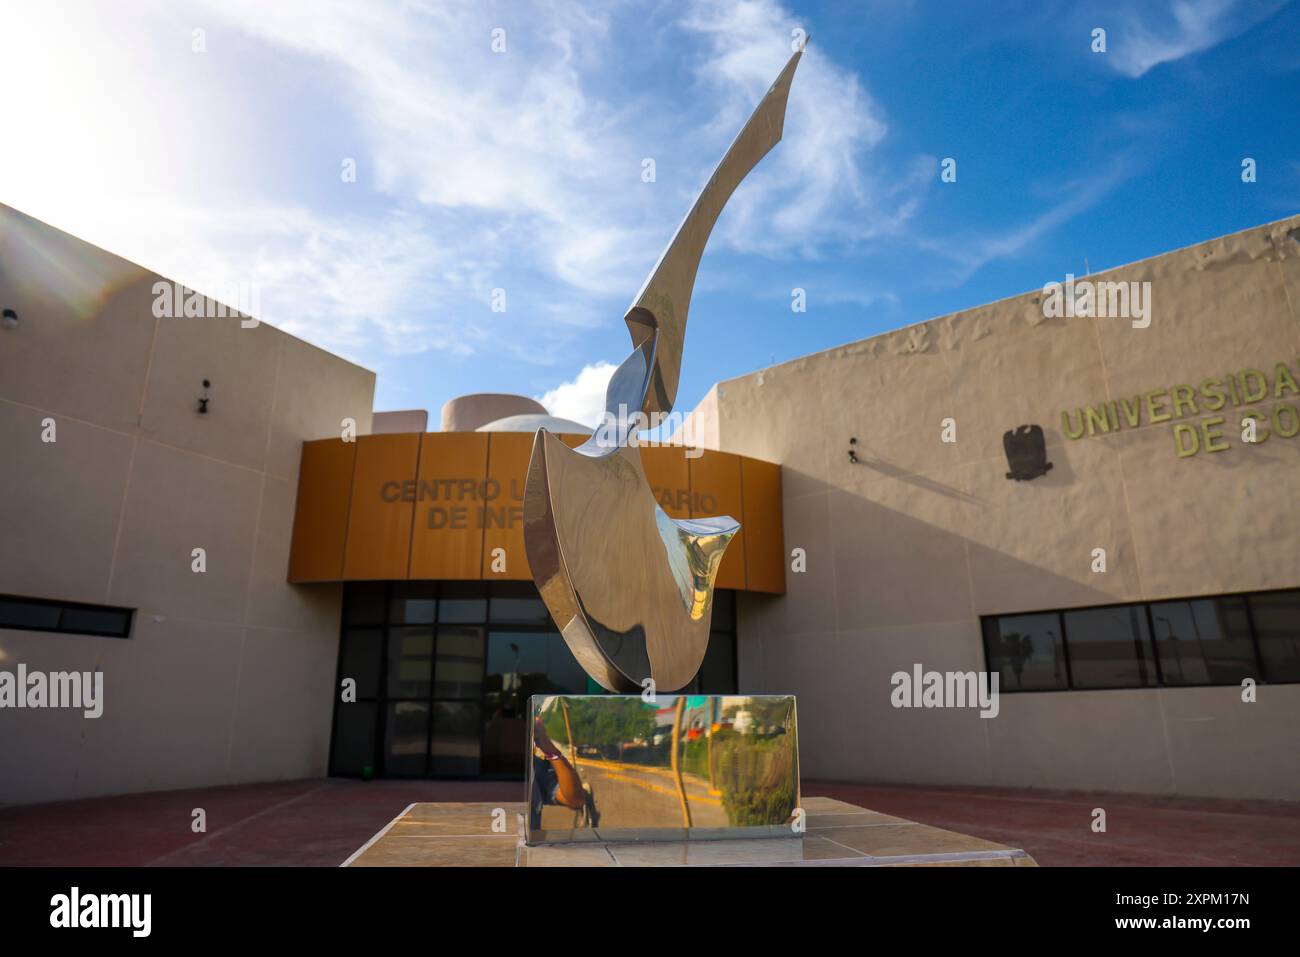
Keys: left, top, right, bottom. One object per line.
{"left": 525, "top": 693, "right": 800, "bottom": 845}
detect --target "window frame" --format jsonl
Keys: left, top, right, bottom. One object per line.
{"left": 1058, "top": 603, "right": 1156, "bottom": 690}
{"left": 0, "top": 593, "right": 134, "bottom": 639}
{"left": 980, "top": 587, "right": 1300, "bottom": 692}
{"left": 981, "top": 610, "right": 1072, "bottom": 692}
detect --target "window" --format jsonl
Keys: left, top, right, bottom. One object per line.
{"left": 433, "top": 626, "right": 485, "bottom": 699}
{"left": 982, "top": 613, "right": 1068, "bottom": 691}
{"left": 488, "top": 581, "right": 550, "bottom": 625}
{"left": 330, "top": 582, "right": 740, "bottom": 779}
{"left": 437, "top": 582, "right": 487, "bottom": 623}
{"left": 1063, "top": 605, "right": 1153, "bottom": 688}
{"left": 330, "top": 701, "right": 377, "bottom": 776}
{"left": 982, "top": 588, "right": 1300, "bottom": 692}
{"left": 0, "top": 594, "right": 132, "bottom": 638}
{"left": 343, "top": 583, "right": 386, "bottom": 626}
{"left": 1249, "top": 591, "right": 1300, "bottom": 683}
{"left": 388, "top": 582, "right": 436, "bottom": 625}
{"left": 386, "top": 627, "right": 434, "bottom": 698}
{"left": 1150, "top": 597, "right": 1255, "bottom": 685}
{"left": 338, "top": 629, "right": 382, "bottom": 698}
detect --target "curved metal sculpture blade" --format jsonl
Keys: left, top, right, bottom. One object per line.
{"left": 525, "top": 47, "right": 804, "bottom": 692}
{"left": 628, "top": 48, "right": 804, "bottom": 416}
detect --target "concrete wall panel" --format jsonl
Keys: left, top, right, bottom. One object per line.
{"left": 139, "top": 315, "right": 280, "bottom": 472}
{"left": 0, "top": 403, "right": 134, "bottom": 602}
{"left": 267, "top": 337, "right": 376, "bottom": 481}
{"left": 108, "top": 440, "right": 262, "bottom": 625}
{"left": 76, "top": 617, "right": 244, "bottom": 799}
{"left": 0, "top": 207, "right": 155, "bottom": 432}
{"left": 227, "top": 625, "right": 339, "bottom": 783}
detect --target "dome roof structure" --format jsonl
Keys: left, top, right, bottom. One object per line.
{"left": 476, "top": 413, "right": 593, "bottom": 435}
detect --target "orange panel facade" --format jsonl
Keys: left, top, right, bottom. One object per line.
{"left": 480, "top": 432, "right": 533, "bottom": 579}
{"left": 287, "top": 432, "right": 782, "bottom": 594}
{"left": 341, "top": 433, "right": 422, "bottom": 580}
{"left": 639, "top": 446, "right": 692, "bottom": 519}
{"left": 740, "top": 457, "right": 784, "bottom": 594}
{"left": 287, "top": 438, "right": 356, "bottom": 583}
{"left": 408, "top": 432, "right": 490, "bottom": 580}
{"left": 689, "top": 449, "right": 746, "bottom": 590}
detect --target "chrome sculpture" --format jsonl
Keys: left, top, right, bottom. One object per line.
{"left": 524, "top": 47, "right": 804, "bottom": 692}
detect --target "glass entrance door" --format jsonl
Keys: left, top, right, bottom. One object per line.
{"left": 329, "top": 581, "right": 737, "bottom": 779}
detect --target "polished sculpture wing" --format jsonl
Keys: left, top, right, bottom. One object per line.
{"left": 524, "top": 47, "right": 805, "bottom": 692}
{"left": 626, "top": 48, "right": 804, "bottom": 417}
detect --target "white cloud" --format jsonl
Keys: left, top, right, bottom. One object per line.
{"left": 678, "top": 0, "right": 903, "bottom": 257}
{"left": 1102, "top": 0, "right": 1285, "bottom": 78}
{"left": 0, "top": 0, "right": 905, "bottom": 377}
{"left": 537, "top": 361, "right": 617, "bottom": 428}
{"left": 195, "top": 0, "right": 669, "bottom": 302}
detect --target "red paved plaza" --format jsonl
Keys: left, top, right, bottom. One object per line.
{"left": 1, "top": 779, "right": 1295, "bottom": 867}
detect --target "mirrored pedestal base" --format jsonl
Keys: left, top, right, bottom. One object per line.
{"left": 525, "top": 693, "right": 800, "bottom": 845}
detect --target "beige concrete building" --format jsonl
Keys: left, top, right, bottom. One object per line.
{"left": 694, "top": 213, "right": 1300, "bottom": 801}
{"left": 2, "top": 201, "right": 1297, "bottom": 806}
{"left": 0, "top": 204, "right": 375, "bottom": 804}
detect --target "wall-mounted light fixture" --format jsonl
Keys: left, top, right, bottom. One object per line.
{"left": 2, "top": 308, "right": 17, "bottom": 329}
{"left": 848, "top": 437, "right": 858, "bottom": 464}
{"left": 197, "top": 379, "right": 211, "bottom": 415}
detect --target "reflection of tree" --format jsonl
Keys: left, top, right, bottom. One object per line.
{"left": 713, "top": 734, "right": 796, "bottom": 825}
{"left": 669, "top": 696, "right": 692, "bottom": 828}
{"left": 699, "top": 699, "right": 797, "bottom": 826}
{"left": 997, "top": 632, "right": 1034, "bottom": 689}
{"left": 541, "top": 697, "right": 656, "bottom": 756}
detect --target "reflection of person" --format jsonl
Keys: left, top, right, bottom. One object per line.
{"left": 531, "top": 716, "right": 587, "bottom": 814}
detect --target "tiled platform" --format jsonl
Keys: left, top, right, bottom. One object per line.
{"left": 341, "top": 796, "right": 1039, "bottom": 867}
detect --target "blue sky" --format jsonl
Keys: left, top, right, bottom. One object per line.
{"left": 3, "top": 0, "right": 1298, "bottom": 426}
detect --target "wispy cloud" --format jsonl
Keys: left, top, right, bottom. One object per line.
{"left": 678, "top": 0, "right": 909, "bottom": 257}
{"left": 913, "top": 156, "right": 1141, "bottom": 285}
{"left": 1099, "top": 0, "right": 1286, "bottom": 78}
{"left": 1, "top": 0, "right": 902, "bottom": 382}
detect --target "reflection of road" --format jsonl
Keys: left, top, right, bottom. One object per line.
{"left": 539, "top": 757, "right": 730, "bottom": 830}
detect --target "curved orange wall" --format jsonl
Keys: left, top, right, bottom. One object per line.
{"left": 288, "top": 433, "right": 785, "bottom": 593}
